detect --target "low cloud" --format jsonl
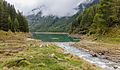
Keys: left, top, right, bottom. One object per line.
{"left": 5, "top": 0, "right": 85, "bottom": 17}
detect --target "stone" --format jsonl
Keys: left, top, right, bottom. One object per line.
{"left": 90, "top": 51, "right": 98, "bottom": 57}
{"left": 113, "top": 66, "right": 118, "bottom": 69}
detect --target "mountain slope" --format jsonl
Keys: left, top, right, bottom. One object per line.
{"left": 28, "top": 15, "right": 76, "bottom": 32}
{"left": 27, "top": 0, "right": 99, "bottom": 32}
{"left": 0, "top": 0, "right": 29, "bottom": 32}
{"left": 70, "top": 0, "right": 120, "bottom": 36}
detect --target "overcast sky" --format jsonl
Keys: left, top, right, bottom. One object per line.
{"left": 5, "top": 0, "right": 85, "bottom": 17}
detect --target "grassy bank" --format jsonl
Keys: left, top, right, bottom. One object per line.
{"left": 0, "top": 31, "right": 101, "bottom": 70}
{"left": 73, "top": 28, "right": 120, "bottom": 63}
{"left": 86, "top": 28, "right": 120, "bottom": 44}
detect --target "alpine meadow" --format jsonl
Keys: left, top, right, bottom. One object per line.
{"left": 0, "top": 0, "right": 120, "bottom": 70}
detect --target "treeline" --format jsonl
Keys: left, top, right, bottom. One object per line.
{"left": 70, "top": 0, "right": 120, "bottom": 35}
{"left": 0, "top": 0, "right": 29, "bottom": 32}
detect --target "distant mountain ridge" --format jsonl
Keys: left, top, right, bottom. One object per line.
{"left": 27, "top": 0, "right": 99, "bottom": 32}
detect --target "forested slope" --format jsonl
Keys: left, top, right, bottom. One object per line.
{"left": 0, "top": 0, "right": 29, "bottom": 32}
{"left": 70, "top": 0, "right": 120, "bottom": 36}
{"left": 28, "top": 15, "right": 76, "bottom": 32}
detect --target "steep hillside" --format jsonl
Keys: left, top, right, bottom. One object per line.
{"left": 27, "top": 14, "right": 76, "bottom": 32}
{"left": 0, "top": 0, "right": 29, "bottom": 32}
{"left": 27, "top": 0, "right": 99, "bottom": 32}
{"left": 70, "top": 0, "right": 120, "bottom": 37}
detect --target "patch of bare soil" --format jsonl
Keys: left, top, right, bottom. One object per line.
{"left": 0, "top": 31, "right": 54, "bottom": 57}
{"left": 73, "top": 40, "right": 120, "bottom": 63}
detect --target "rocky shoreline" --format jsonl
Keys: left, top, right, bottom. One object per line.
{"left": 72, "top": 40, "right": 120, "bottom": 64}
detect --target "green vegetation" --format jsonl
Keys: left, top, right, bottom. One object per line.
{"left": 0, "top": 0, "right": 29, "bottom": 32}
{"left": 70, "top": 0, "right": 120, "bottom": 37}
{"left": 91, "top": 28, "right": 120, "bottom": 44}
{"left": 27, "top": 0, "right": 99, "bottom": 32}
{"left": 0, "top": 46, "right": 101, "bottom": 70}
{"left": 28, "top": 15, "right": 76, "bottom": 32}
{"left": 0, "top": 31, "right": 101, "bottom": 70}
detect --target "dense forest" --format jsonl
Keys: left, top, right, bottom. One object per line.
{"left": 0, "top": 0, "right": 29, "bottom": 32}
{"left": 70, "top": 0, "right": 120, "bottom": 36}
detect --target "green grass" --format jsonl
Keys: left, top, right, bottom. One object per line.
{"left": 88, "top": 28, "right": 120, "bottom": 44}
{"left": 0, "top": 31, "right": 101, "bottom": 70}
{"left": 97, "top": 36, "right": 120, "bottom": 44}
{"left": 0, "top": 46, "right": 101, "bottom": 70}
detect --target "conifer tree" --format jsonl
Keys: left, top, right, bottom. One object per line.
{"left": 70, "top": 0, "right": 120, "bottom": 35}
{"left": 14, "top": 18, "right": 19, "bottom": 32}
{"left": 91, "top": 13, "right": 107, "bottom": 35}
{"left": 8, "top": 15, "right": 12, "bottom": 30}
{"left": 0, "top": 0, "right": 29, "bottom": 32}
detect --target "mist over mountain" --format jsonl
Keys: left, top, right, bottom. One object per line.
{"left": 6, "top": 0, "right": 83, "bottom": 16}
{"left": 27, "top": 0, "right": 99, "bottom": 32}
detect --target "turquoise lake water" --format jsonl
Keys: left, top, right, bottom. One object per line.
{"left": 32, "top": 33, "right": 80, "bottom": 42}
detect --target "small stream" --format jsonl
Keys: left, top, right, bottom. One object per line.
{"left": 32, "top": 33, "right": 120, "bottom": 70}
{"left": 56, "top": 42, "right": 120, "bottom": 70}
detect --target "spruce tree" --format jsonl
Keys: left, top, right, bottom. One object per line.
{"left": 91, "top": 13, "right": 107, "bottom": 35}
{"left": 14, "top": 18, "right": 19, "bottom": 32}
{"left": 8, "top": 15, "right": 12, "bottom": 30}
{"left": 0, "top": 0, "right": 29, "bottom": 32}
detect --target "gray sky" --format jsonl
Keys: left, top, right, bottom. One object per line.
{"left": 5, "top": 0, "right": 85, "bottom": 17}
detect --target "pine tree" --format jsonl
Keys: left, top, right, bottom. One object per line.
{"left": 17, "top": 11, "right": 29, "bottom": 32}
{"left": 91, "top": 13, "right": 107, "bottom": 35}
{"left": 14, "top": 18, "right": 19, "bottom": 32}
{"left": 110, "top": 0, "right": 120, "bottom": 26}
{"left": 0, "top": 0, "right": 29, "bottom": 32}
{"left": 70, "top": 0, "right": 120, "bottom": 35}
{"left": 8, "top": 15, "right": 12, "bottom": 30}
